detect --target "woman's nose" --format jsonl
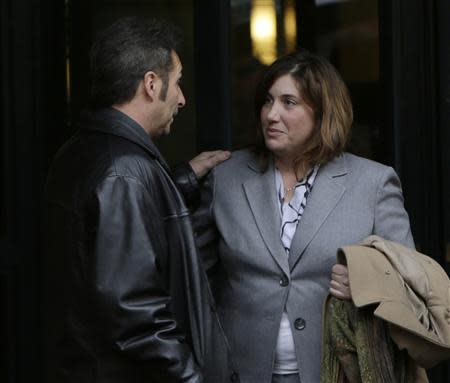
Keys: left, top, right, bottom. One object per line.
{"left": 266, "top": 104, "right": 280, "bottom": 121}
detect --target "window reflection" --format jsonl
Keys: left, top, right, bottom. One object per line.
{"left": 250, "top": 0, "right": 277, "bottom": 65}
{"left": 284, "top": 0, "right": 297, "bottom": 53}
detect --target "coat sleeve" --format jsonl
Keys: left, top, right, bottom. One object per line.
{"left": 373, "top": 167, "right": 415, "bottom": 248}
{"left": 190, "top": 170, "right": 221, "bottom": 274}
{"left": 172, "top": 162, "right": 200, "bottom": 207}
{"left": 171, "top": 163, "right": 219, "bottom": 273}
{"left": 86, "top": 175, "right": 202, "bottom": 383}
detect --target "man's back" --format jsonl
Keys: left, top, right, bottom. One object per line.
{"left": 44, "top": 109, "right": 203, "bottom": 382}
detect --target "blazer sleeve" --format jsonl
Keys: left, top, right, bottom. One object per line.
{"left": 373, "top": 166, "right": 415, "bottom": 248}
{"left": 87, "top": 175, "right": 202, "bottom": 383}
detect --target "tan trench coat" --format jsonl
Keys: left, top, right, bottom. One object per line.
{"left": 322, "top": 235, "right": 450, "bottom": 382}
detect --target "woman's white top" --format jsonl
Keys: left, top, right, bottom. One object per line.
{"left": 273, "top": 165, "right": 319, "bottom": 374}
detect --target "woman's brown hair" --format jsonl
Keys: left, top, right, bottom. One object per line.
{"left": 253, "top": 49, "right": 353, "bottom": 177}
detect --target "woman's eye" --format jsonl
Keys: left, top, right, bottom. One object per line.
{"left": 264, "top": 96, "right": 272, "bottom": 104}
{"left": 285, "top": 98, "right": 296, "bottom": 106}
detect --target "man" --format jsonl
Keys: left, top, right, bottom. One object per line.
{"left": 44, "top": 17, "right": 235, "bottom": 382}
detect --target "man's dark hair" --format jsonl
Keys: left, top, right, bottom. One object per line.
{"left": 89, "top": 17, "right": 182, "bottom": 109}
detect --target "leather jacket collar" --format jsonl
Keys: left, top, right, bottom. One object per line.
{"left": 79, "top": 107, "right": 171, "bottom": 172}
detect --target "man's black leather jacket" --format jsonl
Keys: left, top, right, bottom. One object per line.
{"left": 44, "top": 108, "right": 237, "bottom": 383}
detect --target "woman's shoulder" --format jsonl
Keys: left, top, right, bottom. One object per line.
{"left": 342, "top": 152, "right": 393, "bottom": 174}
{"left": 215, "top": 149, "right": 256, "bottom": 173}
{"left": 331, "top": 152, "right": 400, "bottom": 186}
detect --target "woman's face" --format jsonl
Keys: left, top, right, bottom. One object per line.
{"left": 260, "top": 74, "right": 316, "bottom": 161}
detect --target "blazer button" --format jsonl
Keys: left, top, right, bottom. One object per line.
{"left": 294, "top": 317, "right": 306, "bottom": 330}
{"left": 230, "top": 372, "right": 239, "bottom": 382}
{"left": 279, "top": 276, "right": 289, "bottom": 287}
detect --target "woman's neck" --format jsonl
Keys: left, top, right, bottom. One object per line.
{"left": 274, "top": 157, "right": 303, "bottom": 202}
{"left": 274, "top": 156, "right": 293, "bottom": 173}
{"left": 274, "top": 156, "right": 307, "bottom": 180}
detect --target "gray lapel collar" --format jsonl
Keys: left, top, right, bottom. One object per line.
{"left": 288, "top": 154, "right": 349, "bottom": 270}
{"left": 243, "top": 157, "right": 290, "bottom": 276}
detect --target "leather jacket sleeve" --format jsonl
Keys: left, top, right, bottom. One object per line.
{"left": 189, "top": 170, "right": 221, "bottom": 275}
{"left": 172, "top": 162, "right": 200, "bottom": 207}
{"left": 86, "top": 175, "right": 202, "bottom": 383}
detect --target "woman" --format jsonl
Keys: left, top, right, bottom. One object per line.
{"left": 194, "top": 50, "right": 414, "bottom": 383}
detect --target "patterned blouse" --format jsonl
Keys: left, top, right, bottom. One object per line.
{"left": 273, "top": 165, "right": 319, "bottom": 374}
{"left": 275, "top": 165, "right": 319, "bottom": 254}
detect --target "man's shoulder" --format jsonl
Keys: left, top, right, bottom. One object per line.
{"left": 107, "top": 139, "right": 157, "bottom": 175}
{"left": 50, "top": 130, "right": 159, "bottom": 191}
{"left": 79, "top": 130, "right": 158, "bottom": 176}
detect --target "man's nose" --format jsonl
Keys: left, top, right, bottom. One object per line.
{"left": 178, "top": 89, "right": 186, "bottom": 108}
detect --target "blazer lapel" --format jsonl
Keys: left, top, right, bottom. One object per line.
{"left": 289, "top": 155, "right": 348, "bottom": 270}
{"left": 243, "top": 158, "right": 290, "bottom": 276}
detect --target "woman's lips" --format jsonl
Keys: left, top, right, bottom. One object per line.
{"left": 265, "top": 127, "right": 284, "bottom": 137}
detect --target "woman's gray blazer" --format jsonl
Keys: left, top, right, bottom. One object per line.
{"left": 194, "top": 149, "right": 414, "bottom": 383}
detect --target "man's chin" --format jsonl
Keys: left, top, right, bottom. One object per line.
{"left": 154, "top": 119, "right": 174, "bottom": 137}
{"left": 165, "top": 118, "right": 175, "bottom": 133}
{"left": 163, "top": 123, "right": 172, "bottom": 135}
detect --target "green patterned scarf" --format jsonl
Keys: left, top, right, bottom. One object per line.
{"left": 320, "top": 296, "right": 419, "bottom": 383}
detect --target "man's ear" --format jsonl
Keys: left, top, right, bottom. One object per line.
{"left": 143, "top": 71, "right": 159, "bottom": 100}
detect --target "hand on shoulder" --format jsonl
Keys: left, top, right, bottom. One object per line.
{"left": 189, "top": 150, "right": 231, "bottom": 179}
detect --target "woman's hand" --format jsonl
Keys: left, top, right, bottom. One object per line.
{"left": 329, "top": 264, "right": 351, "bottom": 300}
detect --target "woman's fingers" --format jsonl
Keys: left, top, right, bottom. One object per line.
{"left": 329, "top": 264, "right": 351, "bottom": 300}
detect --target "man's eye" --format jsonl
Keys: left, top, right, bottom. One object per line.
{"left": 264, "top": 96, "right": 273, "bottom": 104}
